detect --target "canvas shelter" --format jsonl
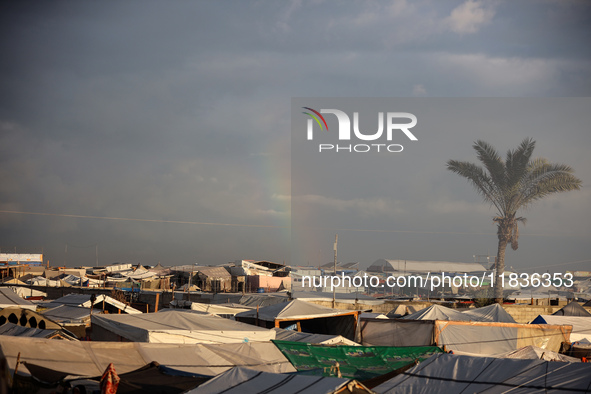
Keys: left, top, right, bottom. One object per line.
{"left": 185, "top": 302, "right": 253, "bottom": 318}
{"left": 461, "top": 303, "right": 516, "bottom": 323}
{"left": 0, "top": 287, "right": 36, "bottom": 311}
{"left": 42, "top": 293, "right": 142, "bottom": 314}
{"left": 530, "top": 314, "right": 591, "bottom": 342}
{"left": 401, "top": 304, "right": 469, "bottom": 321}
{"left": 552, "top": 301, "right": 591, "bottom": 317}
{"left": 234, "top": 299, "right": 360, "bottom": 340}
{"left": 185, "top": 367, "right": 374, "bottom": 394}
{"left": 0, "top": 335, "right": 296, "bottom": 379}
{"left": 273, "top": 340, "right": 443, "bottom": 380}
{"left": 372, "top": 353, "right": 591, "bottom": 393}
{"left": 273, "top": 328, "right": 359, "bottom": 346}
{"left": 90, "top": 309, "right": 275, "bottom": 343}
{"left": 360, "top": 318, "right": 571, "bottom": 354}
{"left": 41, "top": 304, "right": 91, "bottom": 326}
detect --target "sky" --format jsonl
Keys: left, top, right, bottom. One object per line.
{"left": 0, "top": 1, "right": 590, "bottom": 271}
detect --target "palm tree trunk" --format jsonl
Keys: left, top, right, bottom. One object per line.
{"left": 494, "top": 228, "right": 509, "bottom": 304}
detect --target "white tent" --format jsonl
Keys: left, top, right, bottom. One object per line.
{"left": 0, "top": 288, "right": 37, "bottom": 311}
{"left": 462, "top": 303, "right": 516, "bottom": 323}
{"left": 42, "top": 293, "right": 142, "bottom": 314}
{"left": 373, "top": 353, "right": 591, "bottom": 393}
{"left": 531, "top": 314, "right": 591, "bottom": 342}
{"left": 0, "top": 335, "right": 295, "bottom": 378}
{"left": 186, "top": 367, "right": 372, "bottom": 394}
{"left": 401, "top": 304, "right": 469, "bottom": 321}
{"left": 91, "top": 309, "right": 275, "bottom": 343}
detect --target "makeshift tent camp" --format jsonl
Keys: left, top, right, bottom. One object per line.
{"left": 235, "top": 299, "right": 360, "bottom": 340}
{"left": 273, "top": 328, "right": 359, "bottom": 346}
{"left": 0, "top": 336, "right": 296, "bottom": 378}
{"left": 373, "top": 353, "right": 591, "bottom": 393}
{"left": 461, "top": 303, "right": 516, "bottom": 323}
{"left": 0, "top": 287, "right": 37, "bottom": 311}
{"left": 434, "top": 320, "right": 571, "bottom": 354}
{"left": 91, "top": 309, "right": 275, "bottom": 343}
{"left": 272, "top": 340, "right": 443, "bottom": 380}
{"left": 530, "top": 314, "right": 591, "bottom": 342}
{"left": 552, "top": 301, "right": 591, "bottom": 317}
{"left": 185, "top": 367, "right": 374, "bottom": 394}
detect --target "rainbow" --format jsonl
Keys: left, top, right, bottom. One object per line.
{"left": 302, "top": 107, "right": 328, "bottom": 132}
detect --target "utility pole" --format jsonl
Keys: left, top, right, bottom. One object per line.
{"left": 332, "top": 234, "right": 338, "bottom": 309}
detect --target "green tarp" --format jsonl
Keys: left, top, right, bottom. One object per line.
{"left": 272, "top": 340, "right": 443, "bottom": 380}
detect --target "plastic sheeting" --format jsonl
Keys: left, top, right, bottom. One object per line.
{"left": 373, "top": 353, "right": 591, "bottom": 393}
{"left": 185, "top": 367, "right": 373, "bottom": 394}
{"left": 531, "top": 314, "right": 591, "bottom": 342}
{"left": 434, "top": 321, "right": 571, "bottom": 354}
{"left": 272, "top": 340, "right": 443, "bottom": 380}
{"left": 0, "top": 336, "right": 296, "bottom": 378}
{"left": 360, "top": 319, "right": 434, "bottom": 346}
{"left": 0, "top": 288, "right": 37, "bottom": 311}
{"left": 273, "top": 328, "right": 359, "bottom": 346}
{"left": 91, "top": 309, "right": 275, "bottom": 343}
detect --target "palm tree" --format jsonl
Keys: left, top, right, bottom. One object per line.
{"left": 447, "top": 138, "right": 582, "bottom": 304}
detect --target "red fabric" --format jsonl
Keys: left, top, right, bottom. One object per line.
{"left": 100, "top": 363, "right": 120, "bottom": 394}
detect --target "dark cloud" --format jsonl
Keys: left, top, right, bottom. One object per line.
{"left": 0, "top": 1, "right": 589, "bottom": 270}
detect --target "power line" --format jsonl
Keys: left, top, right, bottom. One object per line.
{"left": 0, "top": 210, "right": 288, "bottom": 229}
{"left": 1, "top": 210, "right": 588, "bottom": 238}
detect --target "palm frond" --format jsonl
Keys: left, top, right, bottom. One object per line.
{"left": 446, "top": 159, "right": 504, "bottom": 214}
{"left": 517, "top": 159, "right": 582, "bottom": 208}
{"left": 473, "top": 140, "right": 507, "bottom": 195}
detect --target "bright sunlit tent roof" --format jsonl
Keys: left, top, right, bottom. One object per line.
{"left": 90, "top": 309, "right": 275, "bottom": 343}
{"left": 0, "top": 288, "right": 37, "bottom": 311}
{"left": 42, "top": 293, "right": 142, "bottom": 314}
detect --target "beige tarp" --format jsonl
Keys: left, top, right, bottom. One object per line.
{"left": 434, "top": 320, "right": 571, "bottom": 354}
{"left": 0, "top": 336, "right": 295, "bottom": 378}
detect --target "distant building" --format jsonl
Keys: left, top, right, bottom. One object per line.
{"left": 367, "top": 259, "right": 488, "bottom": 274}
